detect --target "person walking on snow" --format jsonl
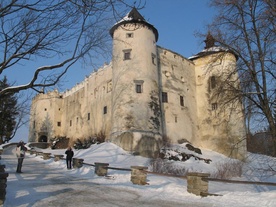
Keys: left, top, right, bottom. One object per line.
{"left": 16, "top": 141, "right": 27, "bottom": 173}
{"left": 65, "top": 147, "right": 74, "bottom": 169}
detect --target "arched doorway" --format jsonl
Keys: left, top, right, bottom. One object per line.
{"left": 39, "top": 135, "right": 48, "bottom": 142}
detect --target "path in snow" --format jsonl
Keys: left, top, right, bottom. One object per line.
{"left": 1, "top": 146, "right": 210, "bottom": 207}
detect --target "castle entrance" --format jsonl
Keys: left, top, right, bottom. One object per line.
{"left": 39, "top": 135, "right": 48, "bottom": 142}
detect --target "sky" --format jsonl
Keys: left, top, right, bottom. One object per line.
{"left": 7, "top": 0, "right": 217, "bottom": 142}
{"left": 1, "top": 142, "right": 276, "bottom": 206}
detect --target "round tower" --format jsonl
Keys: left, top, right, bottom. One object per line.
{"left": 109, "top": 8, "right": 162, "bottom": 157}
{"left": 189, "top": 33, "right": 246, "bottom": 159}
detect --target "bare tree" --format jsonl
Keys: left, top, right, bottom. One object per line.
{"left": 204, "top": 0, "right": 276, "bottom": 156}
{"left": 0, "top": 0, "right": 144, "bottom": 95}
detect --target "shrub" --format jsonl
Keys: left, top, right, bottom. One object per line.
{"left": 50, "top": 137, "right": 69, "bottom": 149}
{"left": 149, "top": 158, "right": 188, "bottom": 176}
{"left": 73, "top": 131, "right": 106, "bottom": 150}
{"left": 211, "top": 160, "right": 244, "bottom": 179}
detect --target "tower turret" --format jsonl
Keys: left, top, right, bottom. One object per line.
{"left": 109, "top": 8, "right": 162, "bottom": 157}
{"left": 189, "top": 33, "right": 246, "bottom": 159}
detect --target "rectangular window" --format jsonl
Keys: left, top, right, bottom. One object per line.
{"left": 88, "top": 113, "right": 90, "bottom": 120}
{"left": 57, "top": 122, "right": 61, "bottom": 127}
{"left": 136, "top": 84, "right": 142, "bottom": 93}
{"left": 134, "top": 80, "right": 144, "bottom": 93}
{"left": 103, "top": 106, "right": 107, "bottom": 114}
{"left": 123, "top": 49, "right": 131, "bottom": 60}
{"left": 212, "top": 103, "right": 218, "bottom": 110}
{"left": 126, "top": 33, "right": 133, "bottom": 38}
{"left": 210, "top": 76, "right": 216, "bottom": 89}
{"left": 162, "top": 92, "right": 168, "bottom": 103}
{"left": 180, "top": 96, "right": 184, "bottom": 106}
{"left": 70, "top": 120, "right": 72, "bottom": 127}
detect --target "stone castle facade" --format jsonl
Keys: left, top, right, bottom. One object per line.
{"left": 29, "top": 8, "right": 246, "bottom": 159}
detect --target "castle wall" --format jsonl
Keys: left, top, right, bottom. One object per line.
{"left": 61, "top": 64, "right": 112, "bottom": 143}
{"left": 29, "top": 64, "right": 113, "bottom": 144}
{"left": 157, "top": 47, "right": 198, "bottom": 144}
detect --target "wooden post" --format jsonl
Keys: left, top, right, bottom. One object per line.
{"left": 187, "top": 172, "right": 210, "bottom": 197}
{"left": 130, "top": 166, "right": 148, "bottom": 185}
{"left": 94, "top": 162, "right": 109, "bottom": 176}
{"left": 73, "top": 158, "right": 84, "bottom": 168}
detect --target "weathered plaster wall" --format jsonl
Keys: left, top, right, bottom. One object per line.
{"left": 157, "top": 47, "right": 198, "bottom": 144}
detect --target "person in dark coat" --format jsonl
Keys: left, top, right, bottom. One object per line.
{"left": 65, "top": 147, "right": 74, "bottom": 169}
{"left": 16, "top": 141, "right": 27, "bottom": 173}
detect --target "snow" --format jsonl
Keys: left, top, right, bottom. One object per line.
{"left": 1, "top": 142, "right": 276, "bottom": 206}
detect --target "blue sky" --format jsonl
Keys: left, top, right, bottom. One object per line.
{"left": 11, "top": 0, "right": 217, "bottom": 142}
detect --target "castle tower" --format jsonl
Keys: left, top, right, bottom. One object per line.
{"left": 190, "top": 33, "right": 246, "bottom": 159}
{"left": 109, "top": 8, "right": 162, "bottom": 157}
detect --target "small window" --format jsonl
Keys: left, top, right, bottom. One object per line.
{"left": 136, "top": 84, "right": 142, "bottom": 93}
{"left": 33, "top": 121, "right": 35, "bottom": 129}
{"left": 76, "top": 117, "right": 79, "bottom": 123}
{"left": 70, "top": 120, "right": 72, "bottom": 126}
{"left": 134, "top": 80, "right": 144, "bottom": 93}
{"left": 103, "top": 106, "right": 107, "bottom": 114}
{"left": 44, "top": 108, "right": 47, "bottom": 111}
{"left": 123, "top": 49, "right": 131, "bottom": 60}
{"left": 212, "top": 103, "right": 218, "bottom": 110}
{"left": 57, "top": 122, "right": 61, "bottom": 127}
{"left": 88, "top": 113, "right": 90, "bottom": 120}
{"left": 175, "top": 116, "right": 177, "bottom": 123}
{"left": 152, "top": 53, "right": 156, "bottom": 65}
{"left": 162, "top": 92, "right": 168, "bottom": 103}
{"left": 180, "top": 96, "right": 184, "bottom": 107}
{"left": 210, "top": 76, "right": 216, "bottom": 89}
{"left": 126, "top": 33, "right": 133, "bottom": 38}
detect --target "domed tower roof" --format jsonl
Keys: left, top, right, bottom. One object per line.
{"left": 109, "top": 7, "right": 159, "bottom": 41}
{"left": 189, "top": 32, "right": 238, "bottom": 60}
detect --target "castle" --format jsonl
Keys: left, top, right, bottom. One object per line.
{"left": 29, "top": 8, "right": 246, "bottom": 159}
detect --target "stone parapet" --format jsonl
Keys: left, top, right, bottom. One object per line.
{"left": 94, "top": 162, "right": 109, "bottom": 176}
{"left": 187, "top": 172, "right": 210, "bottom": 196}
{"left": 130, "top": 166, "right": 148, "bottom": 185}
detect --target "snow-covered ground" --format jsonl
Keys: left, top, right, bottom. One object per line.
{"left": 1, "top": 142, "right": 276, "bottom": 207}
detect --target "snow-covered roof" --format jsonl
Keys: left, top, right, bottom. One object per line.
{"left": 110, "top": 7, "right": 158, "bottom": 41}
{"left": 189, "top": 46, "right": 238, "bottom": 60}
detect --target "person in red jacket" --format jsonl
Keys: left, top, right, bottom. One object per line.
{"left": 65, "top": 147, "right": 74, "bottom": 169}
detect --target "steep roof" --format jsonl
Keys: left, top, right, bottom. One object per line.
{"left": 189, "top": 33, "right": 238, "bottom": 61}
{"left": 109, "top": 7, "right": 158, "bottom": 41}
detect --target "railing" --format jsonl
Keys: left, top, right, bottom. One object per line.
{"left": 32, "top": 150, "right": 276, "bottom": 197}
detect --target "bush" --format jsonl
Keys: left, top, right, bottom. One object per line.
{"left": 149, "top": 158, "right": 188, "bottom": 176}
{"left": 211, "top": 160, "right": 244, "bottom": 179}
{"left": 74, "top": 137, "right": 97, "bottom": 150}
{"left": 73, "top": 131, "right": 106, "bottom": 150}
{"left": 50, "top": 137, "right": 69, "bottom": 149}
